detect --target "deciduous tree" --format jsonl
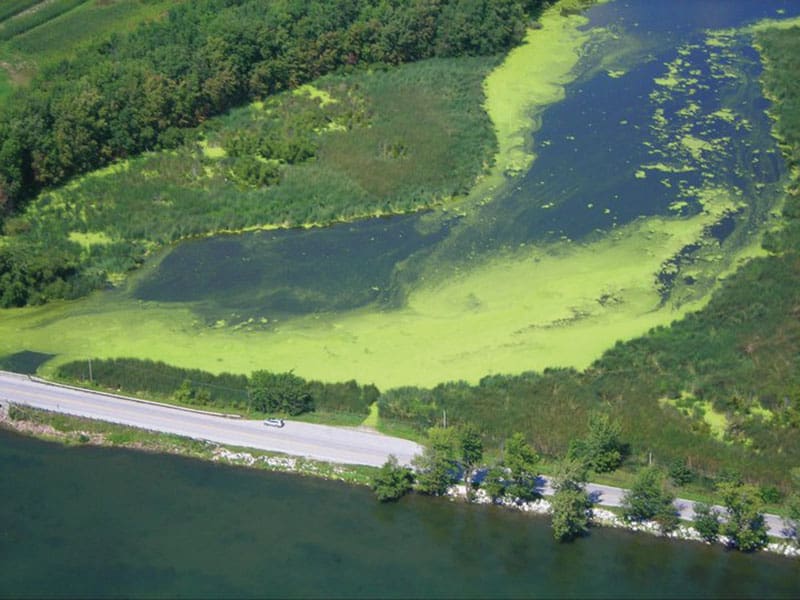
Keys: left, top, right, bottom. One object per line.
{"left": 373, "top": 455, "right": 414, "bottom": 502}
{"left": 718, "top": 482, "right": 769, "bottom": 552}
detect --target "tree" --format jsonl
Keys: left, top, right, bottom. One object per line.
{"left": 693, "top": 502, "right": 721, "bottom": 543}
{"left": 787, "top": 494, "right": 800, "bottom": 547}
{"left": 718, "top": 482, "right": 769, "bottom": 552}
{"left": 459, "top": 425, "right": 483, "bottom": 501}
{"left": 481, "top": 466, "right": 507, "bottom": 502}
{"left": 668, "top": 458, "right": 694, "bottom": 487}
{"left": 785, "top": 467, "right": 800, "bottom": 546}
{"left": 248, "top": 370, "right": 314, "bottom": 415}
{"left": 503, "top": 432, "right": 539, "bottom": 502}
{"left": 621, "top": 467, "right": 679, "bottom": 533}
{"left": 372, "top": 455, "right": 414, "bottom": 502}
{"left": 568, "top": 412, "right": 625, "bottom": 473}
{"left": 550, "top": 457, "right": 591, "bottom": 542}
{"left": 412, "top": 426, "right": 459, "bottom": 496}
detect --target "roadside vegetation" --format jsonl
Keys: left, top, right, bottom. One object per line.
{"left": 375, "top": 421, "right": 799, "bottom": 553}
{"left": 2, "top": 404, "right": 378, "bottom": 486}
{"left": 53, "top": 357, "right": 378, "bottom": 420}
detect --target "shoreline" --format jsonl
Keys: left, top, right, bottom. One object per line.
{"left": 0, "top": 404, "right": 376, "bottom": 487}
{"left": 2, "top": 405, "right": 798, "bottom": 561}
{"left": 444, "top": 486, "right": 800, "bottom": 560}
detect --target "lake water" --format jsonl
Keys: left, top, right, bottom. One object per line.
{"left": 1, "top": 429, "right": 799, "bottom": 599}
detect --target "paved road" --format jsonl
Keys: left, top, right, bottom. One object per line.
{"left": 0, "top": 371, "right": 422, "bottom": 467}
{"left": 537, "top": 477, "right": 791, "bottom": 540}
{"left": 1, "top": 371, "right": 792, "bottom": 538}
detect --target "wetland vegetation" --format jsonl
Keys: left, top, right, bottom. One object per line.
{"left": 2, "top": 0, "right": 800, "bottom": 518}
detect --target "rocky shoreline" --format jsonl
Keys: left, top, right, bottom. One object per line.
{"left": 446, "top": 486, "right": 800, "bottom": 560}
{"left": 3, "top": 408, "right": 798, "bottom": 560}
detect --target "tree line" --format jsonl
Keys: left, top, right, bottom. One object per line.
{"left": 55, "top": 357, "right": 378, "bottom": 417}
{"left": 0, "top": 0, "right": 548, "bottom": 219}
{"left": 373, "top": 418, "right": 800, "bottom": 552}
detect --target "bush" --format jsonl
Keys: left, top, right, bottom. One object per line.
{"left": 622, "top": 467, "right": 678, "bottom": 533}
{"left": 692, "top": 502, "right": 721, "bottom": 543}
{"left": 248, "top": 370, "right": 314, "bottom": 416}
{"left": 372, "top": 455, "right": 414, "bottom": 502}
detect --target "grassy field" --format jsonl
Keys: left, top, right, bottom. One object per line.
{"left": 0, "top": 66, "right": 11, "bottom": 103}
{"left": 0, "top": 0, "right": 42, "bottom": 24}
{"left": 0, "top": 0, "right": 180, "bottom": 83}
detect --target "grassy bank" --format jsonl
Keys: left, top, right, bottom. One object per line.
{"left": 1, "top": 404, "right": 377, "bottom": 486}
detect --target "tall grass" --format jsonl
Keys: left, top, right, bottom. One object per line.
{"left": 8, "top": 0, "right": 178, "bottom": 62}
{"left": 0, "top": 0, "right": 42, "bottom": 24}
{"left": 0, "top": 0, "right": 88, "bottom": 42}
{"left": 4, "top": 56, "right": 497, "bottom": 305}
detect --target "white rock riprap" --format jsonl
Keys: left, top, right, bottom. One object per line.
{"left": 445, "top": 484, "right": 800, "bottom": 559}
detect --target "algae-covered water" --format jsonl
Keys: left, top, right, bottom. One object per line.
{"left": 2, "top": 429, "right": 800, "bottom": 599}
{"left": 2, "top": 0, "right": 799, "bottom": 387}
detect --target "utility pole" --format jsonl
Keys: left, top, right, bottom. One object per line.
{"left": 443, "top": 409, "right": 447, "bottom": 428}
{"left": 88, "top": 358, "right": 93, "bottom": 383}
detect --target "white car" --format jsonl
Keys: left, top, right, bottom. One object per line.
{"left": 263, "top": 418, "right": 285, "bottom": 428}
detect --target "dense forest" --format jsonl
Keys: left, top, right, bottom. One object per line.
{"left": 0, "top": 0, "right": 545, "bottom": 217}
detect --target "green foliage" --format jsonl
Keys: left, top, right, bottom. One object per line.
{"left": 503, "top": 432, "right": 539, "bottom": 502}
{"left": 1, "top": 55, "right": 497, "bottom": 305}
{"left": 718, "top": 482, "right": 769, "bottom": 552}
{"left": 56, "top": 358, "right": 250, "bottom": 408}
{"left": 550, "top": 487, "right": 592, "bottom": 542}
{"left": 621, "top": 467, "right": 678, "bottom": 533}
{"left": 173, "top": 379, "right": 211, "bottom": 406}
{"left": 481, "top": 466, "right": 508, "bottom": 502}
{"left": 0, "top": 0, "right": 88, "bottom": 42}
{"left": 459, "top": 425, "right": 483, "bottom": 468}
{"left": 372, "top": 455, "right": 414, "bottom": 502}
{"left": 458, "top": 424, "right": 483, "bottom": 500}
{"left": 668, "top": 459, "right": 694, "bottom": 487}
{"left": 692, "top": 502, "right": 721, "bottom": 543}
{"left": 759, "top": 485, "right": 782, "bottom": 505}
{"left": 56, "top": 357, "right": 376, "bottom": 416}
{"left": 0, "top": 0, "right": 542, "bottom": 219}
{"left": 568, "top": 413, "right": 626, "bottom": 474}
{"left": 248, "top": 370, "right": 314, "bottom": 416}
{"left": 787, "top": 494, "right": 800, "bottom": 546}
{"left": 550, "top": 457, "right": 589, "bottom": 494}
{"left": 412, "top": 426, "right": 460, "bottom": 496}
{"left": 549, "top": 456, "right": 591, "bottom": 542}
{"left": 0, "top": 0, "right": 41, "bottom": 24}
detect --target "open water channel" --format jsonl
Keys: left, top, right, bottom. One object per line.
{"left": 2, "top": 429, "right": 800, "bottom": 598}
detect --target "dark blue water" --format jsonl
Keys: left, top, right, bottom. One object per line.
{"left": 461, "top": 0, "right": 794, "bottom": 248}
{"left": 134, "top": 214, "right": 451, "bottom": 320}
{"left": 2, "top": 429, "right": 800, "bottom": 599}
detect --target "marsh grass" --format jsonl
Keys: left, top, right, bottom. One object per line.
{"left": 3, "top": 56, "right": 496, "bottom": 306}
{"left": 6, "top": 0, "right": 176, "bottom": 60}
{"left": 0, "top": 0, "right": 89, "bottom": 42}
{"left": 0, "top": 1, "right": 42, "bottom": 24}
